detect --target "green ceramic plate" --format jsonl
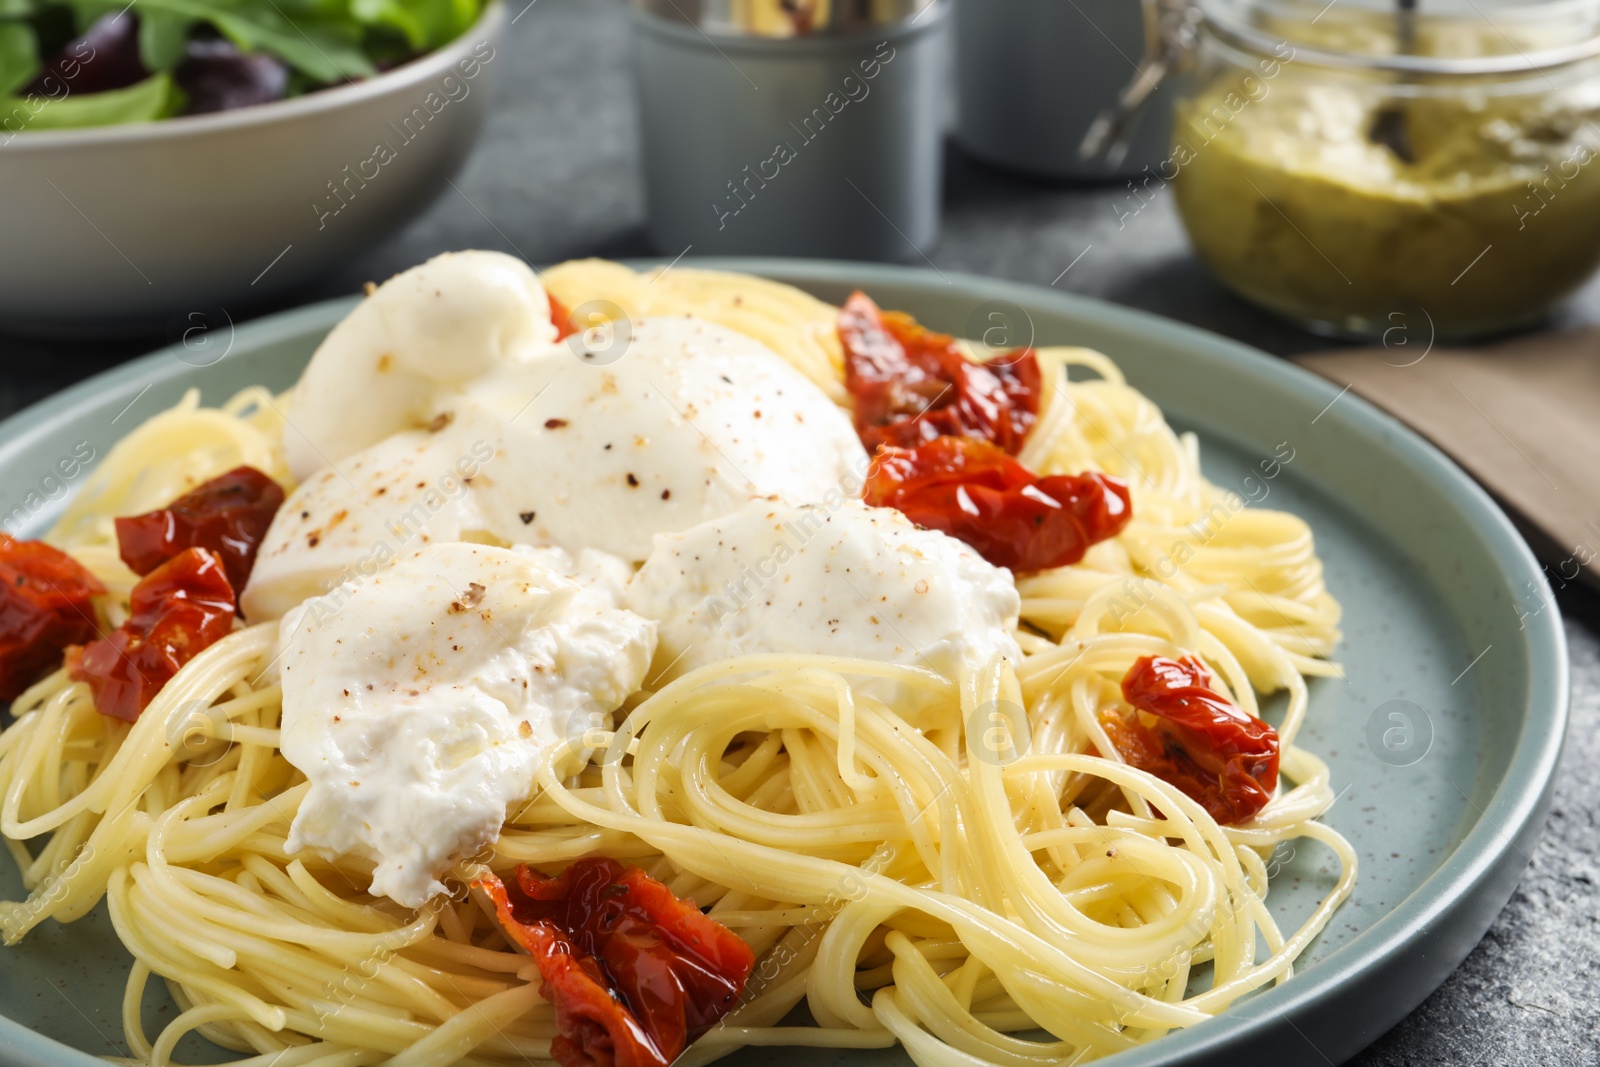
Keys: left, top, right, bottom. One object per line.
{"left": 0, "top": 261, "right": 1567, "bottom": 1067}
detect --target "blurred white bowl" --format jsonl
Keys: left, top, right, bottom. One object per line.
{"left": 0, "top": 1, "right": 506, "bottom": 336}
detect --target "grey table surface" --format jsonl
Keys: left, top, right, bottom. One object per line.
{"left": 2, "top": 0, "right": 1598, "bottom": 1063}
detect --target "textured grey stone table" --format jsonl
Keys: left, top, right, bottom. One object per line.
{"left": 2, "top": 0, "right": 1597, "bottom": 1063}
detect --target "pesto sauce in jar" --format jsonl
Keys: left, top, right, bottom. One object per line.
{"left": 1172, "top": 16, "right": 1600, "bottom": 339}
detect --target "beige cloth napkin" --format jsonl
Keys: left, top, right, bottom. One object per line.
{"left": 1294, "top": 328, "right": 1600, "bottom": 592}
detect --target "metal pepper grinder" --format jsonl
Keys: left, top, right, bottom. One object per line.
{"left": 954, "top": 0, "right": 1187, "bottom": 180}
{"left": 628, "top": 0, "right": 947, "bottom": 259}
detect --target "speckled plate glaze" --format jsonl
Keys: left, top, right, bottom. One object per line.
{"left": 0, "top": 261, "right": 1567, "bottom": 1067}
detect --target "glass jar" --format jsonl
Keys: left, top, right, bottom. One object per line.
{"left": 1170, "top": 0, "right": 1600, "bottom": 340}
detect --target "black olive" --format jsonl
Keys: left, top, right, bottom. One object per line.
{"left": 175, "top": 38, "right": 289, "bottom": 115}
{"left": 22, "top": 12, "right": 147, "bottom": 98}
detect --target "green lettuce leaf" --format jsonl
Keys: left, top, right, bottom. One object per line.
{"left": 138, "top": 7, "right": 194, "bottom": 71}
{"left": 0, "top": 70, "right": 182, "bottom": 130}
{"left": 0, "top": 20, "right": 39, "bottom": 97}
{"left": 351, "top": 0, "right": 476, "bottom": 51}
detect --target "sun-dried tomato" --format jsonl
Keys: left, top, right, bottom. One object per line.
{"left": 839, "top": 290, "right": 1040, "bottom": 455}
{"left": 0, "top": 535, "right": 104, "bottom": 702}
{"left": 115, "top": 466, "right": 283, "bottom": 592}
{"left": 476, "top": 858, "right": 755, "bottom": 1067}
{"left": 864, "top": 435, "right": 1131, "bottom": 572}
{"left": 68, "top": 548, "right": 235, "bottom": 722}
{"left": 1102, "top": 655, "right": 1280, "bottom": 825}
{"left": 549, "top": 293, "right": 578, "bottom": 341}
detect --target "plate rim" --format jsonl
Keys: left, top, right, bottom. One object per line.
{"left": 0, "top": 258, "right": 1569, "bottom": 1067}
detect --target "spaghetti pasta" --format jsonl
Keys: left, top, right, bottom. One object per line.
{"left": 0, "top": 260, "right": 1352, "bottom": 1067}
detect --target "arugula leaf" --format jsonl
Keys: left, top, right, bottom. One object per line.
{"left": 207, "top": 4, "right": 374, "bottom": 82}
{"left": 1, "top": 71, "right": 181, "bottom": 130}
{"left": 0, "top": 20, "right": 39, "bottom": 97}
{"left": 273, "top": 0, "right": 355, "bottom": 23}
{"left": 138, "top": 7, "right": 193, "bottom": 71}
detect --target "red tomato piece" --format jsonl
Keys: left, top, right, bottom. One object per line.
{"left": 115, "top": 466, "right": 284, "bottom": 592}
{"left": 863, "top": 435, "right": 1132, "bottom": 572}
{"left": 549, "top": 293, "right": 578, "bottom": 341}
{"left": 1103, "top": 655, "right": 1280, "bottom": 825}
{"left": 839, "top": 290, "right": 1041, "bottom": 455}
{"left": 68, "top": 548, "right": 236, "bottom": 722}
{"left": 476, "top": 858, "right": 755, "bottom": 1067}
{"left": 0, "top": 534, "right": 105, "bottom": 702}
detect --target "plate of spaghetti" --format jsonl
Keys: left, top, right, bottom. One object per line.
{"left": 0, "top": 255, "right": 1566, "bottom": 1067}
